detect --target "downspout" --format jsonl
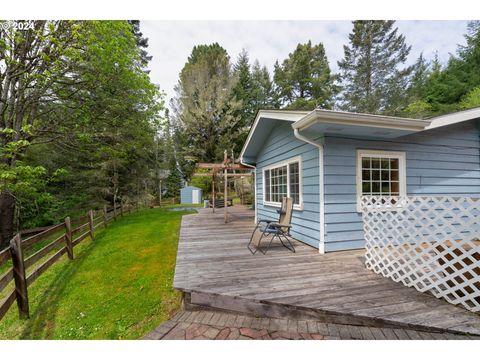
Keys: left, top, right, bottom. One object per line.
{"left": 293, "top": 128, "right": 325, "bottom": 254}
{"left": 239, "top": 159, "right": 257, "bottom": 224}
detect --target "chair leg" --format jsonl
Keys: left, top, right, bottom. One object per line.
{"left": 259, "top": 233, "right": 275, "bottom": 255}
{"left": 278, "top": 232, "right": 295, "bottom": 253}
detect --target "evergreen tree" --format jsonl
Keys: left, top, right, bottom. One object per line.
{"left": 171, "top": 43, "right": 242, "bottom": 179}
{"left": 423, "top": 21, "right": 480, "bottom": 113}
{"left": 128, "top": 20, "right": 153, "bottom": 71}
{"left": 232, "top": 50, "right": 256, "bottom": 128}
{"left": 232, "top": 51, "right": 279, "bottom": 129}
{"left": 402, "top": 54, "right": 434, "bottom": 118}
{"left": 251, "top": 61, "right": 280, "bottom": 110}
{"left": 408, "top": 54, "right": 430, "bottom": 101}
{"left": 337, "top": 20, "right": 413, "bottom": 115}
{"left": 274, "top": 41, "right": 336, "bottom": 110}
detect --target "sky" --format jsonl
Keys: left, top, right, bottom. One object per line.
{"left": 141, "top": 20, "right": 471, "bottom": 105}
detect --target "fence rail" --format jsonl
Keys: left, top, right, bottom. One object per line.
{"left": 0, "top": 202, "right": 138, "bottom": 321}
{"left": 361, "top": 195, "right": 480, "bottom": 313}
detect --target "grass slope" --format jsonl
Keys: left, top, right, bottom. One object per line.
{"left": 0, "top": 208, "right": 192, "bottom": 339}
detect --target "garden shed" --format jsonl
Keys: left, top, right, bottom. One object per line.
{"left": 180, "top": 185, "right": 202, "bottom": 204}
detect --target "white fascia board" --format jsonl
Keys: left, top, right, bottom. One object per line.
{"left": 426, "top": 107, "right": 480, "bottom": 130}
{"left": 292, "top": 109, "right": 431, "bottom": 132}
{"left": 239, "top": 110, "right": 308, "bottom": 163}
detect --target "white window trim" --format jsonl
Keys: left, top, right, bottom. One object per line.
{"left": 356, "top": 149, "right": 407, "bottom": 212}
{"left": 263, "top": 156, "right": 303, "bottom": 211}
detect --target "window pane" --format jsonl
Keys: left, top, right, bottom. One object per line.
{"left": 372, "top": 170, "right": 380, "bottom": 180}
{"left": 372, "top": 158, "right": 380, "bottom": 169}
{"left": 362, "top": 169, "right": 370, "bottom": 180}
{"left": 391, "top": 170, "right": 399, "bottom": 181}
{"left": 289, "top": 162, "right": 300, "bottom": 205}
{"left": 362, "top": 182, "right": 371, "bottom": 193}
{"left": 391, "top": 181, "right": 399, "bottom": 193}
{"left": 381, "top": 159, "right": 389, "bottom": 169}
{"left": 381, "top": 170, "right": 389, "bottom": 181}
{"left": 390, "top": 158, "right": 399, "bottom": 170}
{"left": 372, "top": 181, "right": 380, "bottom": 194}
{"left": 362, "top": 158, "right": 370, "bottom": 168}
{"left": 381, "top": 182, "right": 390, "bottom": 193}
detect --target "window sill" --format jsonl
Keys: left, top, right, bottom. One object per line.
{"left": 264, "top": 201, "right": 303, "bottom": 211}
{"left": 356, "top": 203, "right": 405, "bottom": 213}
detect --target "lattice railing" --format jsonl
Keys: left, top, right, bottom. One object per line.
{"left": 361, "top": 196, "right": 480, "bottom": 313}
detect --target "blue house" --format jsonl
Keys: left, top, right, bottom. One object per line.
{"left": 240, "top": 108, "right": 480, "bottom": 253}
{"left": 180, "top": 185, "right": 202, "bottom": 205}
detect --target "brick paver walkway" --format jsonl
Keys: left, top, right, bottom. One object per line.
{"left": 144, "top": 310, "right": 479, "bottom": 340}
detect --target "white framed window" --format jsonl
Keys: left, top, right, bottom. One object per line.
{"left": 356, "top": 150, "right": 407, "bottom": 212}
{"left": 263, "top": 156, "right": 303, "bottom": 210}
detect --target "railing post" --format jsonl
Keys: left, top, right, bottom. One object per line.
{"left": 88, "top": 210, "right": 95, "bottom": 240}
{"left": 9, "top": 234, "right": 29, "bottom": 319}
{"left": 103, "top": 205, "right": 108, "bottom": 228}
{"left": 64, "top": 217, "right": 74, "bottom": 260}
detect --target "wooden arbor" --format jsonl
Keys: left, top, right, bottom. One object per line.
{"left": 194, "top": 151, "right": 253, "bottom": 223}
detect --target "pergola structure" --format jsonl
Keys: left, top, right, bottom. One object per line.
{"left": 194, "top": 151, "right": 253, "bottom": 223}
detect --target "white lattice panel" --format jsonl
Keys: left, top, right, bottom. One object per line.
{"left": 361, "top": 196, "right": 480, "bottom": 313}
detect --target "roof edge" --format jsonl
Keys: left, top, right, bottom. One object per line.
{"left": 427, "top": 107, "right": 480, "bottom": 130}
{"left": 239, "top": 110, "right": 309, "bottom": 164}
{"left": 292, "top": 109, "right": 431, "bottom": 132}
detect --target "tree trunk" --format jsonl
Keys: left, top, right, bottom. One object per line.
{"left": 0, "top": 191, "right": 16, "bottom": 250}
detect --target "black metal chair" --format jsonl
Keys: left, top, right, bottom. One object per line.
{"left": 247, "top": 197, "right": 295, "bottom": 254}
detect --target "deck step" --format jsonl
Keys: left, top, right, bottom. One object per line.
{"left": 186, "top": 290, "right": 480, "bottom": 336}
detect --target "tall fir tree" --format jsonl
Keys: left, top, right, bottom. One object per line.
{"left": 232, "top": 50, "right": 256, "bottom": 128}
{"left": 232, "top": 50, "right": 279, "bottom": 134}
{"left": 337, "top": 20, "right": 413, "bottom": 115}
{"left": 170, "top": 43, "right": 242, "bottom": 179}
{"left": 251, "top": 61, "right": 279, "bottom": 111}
{"left": 128, "top": 20, "right": 153, "bottom": 71}
{"left": 402, "top": 53, "right": 434, "bottom": 118}
{"left": 274, "top": 41, "right": 336, "bottom": 110}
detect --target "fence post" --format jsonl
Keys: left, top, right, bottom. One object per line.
{"left": 88, "top": 210, "right": 95, "bottom": 240}
{"left": 64, "top": 217, "right": 74, "bottom": 260}
{"left": 103, "top": 205, "right": 108, "bottom": 228}
{"left": 9, "top": 234, "right": 29, "bottom": 319}
{"left": 113, "top": 204, "right": 117, "bottom": 221}
{"left": 120, "top": 203, "right": 124, "bottom": 217}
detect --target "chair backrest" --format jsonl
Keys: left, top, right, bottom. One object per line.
{"left": 278, "top": 197, "right": 293, "bottom": 233}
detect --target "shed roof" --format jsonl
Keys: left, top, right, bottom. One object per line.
{"left": 181, "top": 185, "right": 202, "bottom": 190}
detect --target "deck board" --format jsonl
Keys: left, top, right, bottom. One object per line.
{"left": 173, "top": 206, "right": 480, "bottom": 335}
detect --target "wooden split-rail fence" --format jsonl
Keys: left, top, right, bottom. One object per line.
{"left": 0, "top": 202, "right": 138, "bottom": 321}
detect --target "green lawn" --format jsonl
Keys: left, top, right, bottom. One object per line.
{"left": 0, "top": 207, "right": 193, "bottom": 339}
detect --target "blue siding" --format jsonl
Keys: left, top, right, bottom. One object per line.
{"left": 256, "top": 122, "right": 321, "bottom": 248}
{"left": 180, "top": 186, "right": 202, "bottom": 204}
{"left": 323, "top": 120, "right": 480, "bottom": 252}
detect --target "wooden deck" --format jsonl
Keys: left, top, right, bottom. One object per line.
{"left": 173, "top": 206, "right": 480, "bottom": 336}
